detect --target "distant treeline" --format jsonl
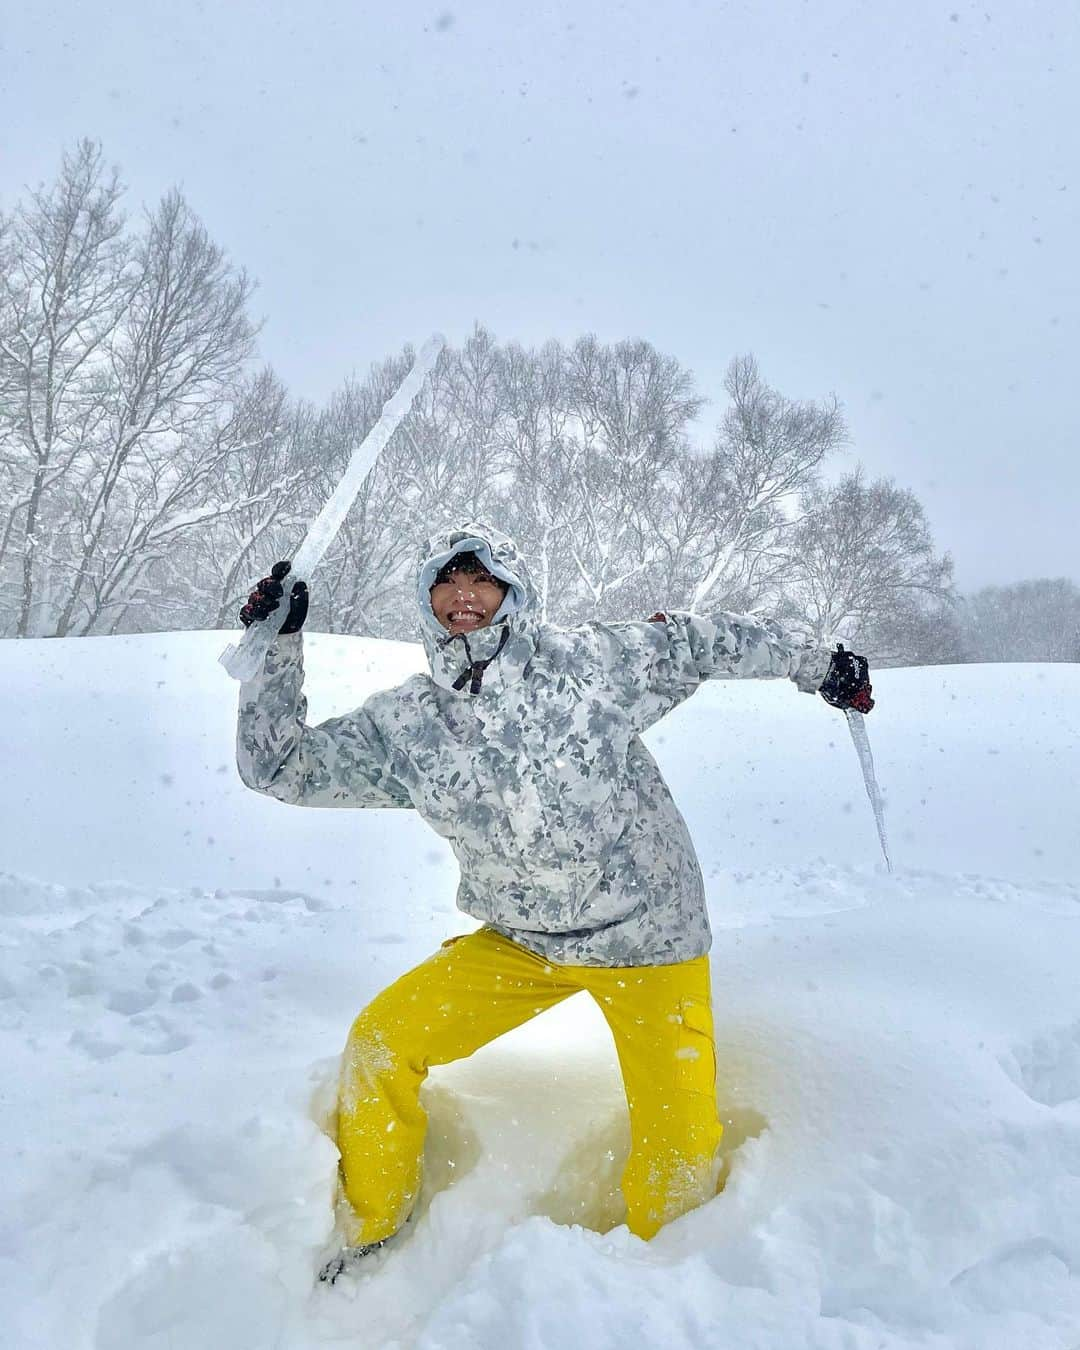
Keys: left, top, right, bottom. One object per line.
{"left": 1, "top": 142, "right": 1073, "bottom": 665}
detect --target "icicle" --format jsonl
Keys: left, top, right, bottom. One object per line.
{"left": 844, "top": 708, "right": 892, "bottom": 872}
{"left": 220, "top": 333, "right": 446, "bottom": 682}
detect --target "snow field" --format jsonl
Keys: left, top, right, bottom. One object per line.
{"left": 2, "top": 633, "right": 1079, "bottom": 1348}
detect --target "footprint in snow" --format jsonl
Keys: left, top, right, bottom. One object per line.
{"left": 1001, "top": 1021, "right": 1080, "bottom": 1107}
{"left": 130, "top": 1013, "right": 193, "bottom": 1056}
{"left": 949, "top": 1236, "right": 1073, "bottom": 1314}
{"left": 106, "top": 989, "right": 159, "bottom": 1016}
{"left": 95, "top": 1232, "right": 286, "bottom": 1350}
{"left": 170, "top": 982, "right": 202, "bottom": 1003}
{"left": 69, "top": 1028, "right": 125, "bottom": 1061}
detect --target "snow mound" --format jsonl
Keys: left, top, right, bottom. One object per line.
{"left": 2, "top": 632, "right": 1079, "bottom": 1348}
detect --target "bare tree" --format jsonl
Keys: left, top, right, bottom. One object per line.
{"left": 494, "top": 338, "right": 577, "bottom": 622}
{"left": 782, "top": 469, "right": 954, "bottom": 658}
{"left": 556, "top": 336, "right": 702, "bottom": 621}
{"left": 157, "top": 368, "right": 314, "bottom": 632}
{"left": 299, "top": 333, "right": 512, "bottom": 639}
{"left": 0, "top": 144, "right": 260, "bottom": 636}
{"left": 304, "top": 352, "right": 427, "bottom": 638}
{"left": 858, "top": 594, "right": 965, "bottom": 668}
{"left": 491, "top": 335, "right": 703, "bottom": 624}
{"left": 53, "top": 189, "right": 256, "bottom": 634}
{"left": 0, "top": 141, "right": 128, "bottom": 635}
{"left": 300, "top": 338, "right": 846, "bottom": 637}
{"left": 652, "top": 355, "right": 846, "bottom": 618}
{"left": 958, "top": 578, "right": 1080, "bottom": 663}
{"left": 0, "top": 171, "right": 953, "bottom": 659}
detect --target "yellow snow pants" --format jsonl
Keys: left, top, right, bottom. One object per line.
{"left": 336, "top": 926, "right": 723, "bottom": 1245}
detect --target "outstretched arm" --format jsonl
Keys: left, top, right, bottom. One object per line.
{"left": 588, "top": 608, "right": 833, "bottom": 731}
{"left": 237, "top": 633, "right": 413, "bottom": 810}
{"left": 643, "top": 609, "right": 831, "bottom": 690}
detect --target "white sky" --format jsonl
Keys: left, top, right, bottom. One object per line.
{"left": 2, "top": 0, "right": 1077, "bottom": 590}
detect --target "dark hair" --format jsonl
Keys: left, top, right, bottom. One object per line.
{"left": 431, "top": 551, "right": 508, "bottom": 592}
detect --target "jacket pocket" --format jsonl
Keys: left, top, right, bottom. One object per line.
{"left": 676, "top": 998, "right": 717, "bottom": 1097}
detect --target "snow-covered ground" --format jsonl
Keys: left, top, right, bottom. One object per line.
{"left": 2, "top": 632, "right": 1079, "bottom": 1349}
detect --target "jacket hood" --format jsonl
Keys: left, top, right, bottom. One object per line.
{"left": 416, "top": 522, "right": 538, "bottom": 696}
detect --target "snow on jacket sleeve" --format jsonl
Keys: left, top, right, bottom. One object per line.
{"left": 236, "top": 632, "right": 413, "bottom": 809}
{"left": 589, "top": 610, "right": 832, "bottom": 733}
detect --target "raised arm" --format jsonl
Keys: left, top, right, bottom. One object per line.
{"left": 236, "top": 634, "right": 413, "bottom": 811}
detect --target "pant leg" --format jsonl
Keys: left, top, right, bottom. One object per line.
{"left": 580, "top": 956, "right": 724, "bottom": 1240}
{"left": 337, "top": 927, "right": 576, "bottom": 1245}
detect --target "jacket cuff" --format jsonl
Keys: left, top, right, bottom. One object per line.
{"left": 792, "top": 645, "right": 833, "bottom": 694}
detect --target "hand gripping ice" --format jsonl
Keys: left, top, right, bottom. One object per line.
{"left": 219, "top": 334, "right": 446, "bottom": 682}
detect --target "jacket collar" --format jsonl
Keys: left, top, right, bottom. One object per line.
{"left": 426, "top": 614, "right": 536, "bottom": 697}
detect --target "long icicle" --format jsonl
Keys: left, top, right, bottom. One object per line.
{"left": 219, "top": 334, "right": 446, "bottom": 682}
{"left": 844, "top": 707, "right": 892, "bottom": 872}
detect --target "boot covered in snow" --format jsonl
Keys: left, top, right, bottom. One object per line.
{"left": 318, "top": 1239, "right": 387, "bottom": 1284}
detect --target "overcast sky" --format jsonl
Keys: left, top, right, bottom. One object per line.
{"left": 3, "top": 0, "right": 1077, "bottom": 591}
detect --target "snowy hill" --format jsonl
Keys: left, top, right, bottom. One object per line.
{"left": 2, "top": 632, "right": 1080, "bottom": 1349}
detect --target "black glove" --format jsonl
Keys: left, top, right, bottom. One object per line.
{"left": 239, "top": 561, "right": 309, "bottom": 634}
{"left": 819, "top": 643, "right": 875, "bottom": 713}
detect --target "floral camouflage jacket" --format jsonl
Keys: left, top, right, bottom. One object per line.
{"left": 236, "top": 522, "right": 830, "bottom": 966}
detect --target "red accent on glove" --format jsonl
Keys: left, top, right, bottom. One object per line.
{"left": 239, "top": 577, "right": 283, "bottom": 628}
{"left": 850, "top": 686, "right": 875, "bottom": 714}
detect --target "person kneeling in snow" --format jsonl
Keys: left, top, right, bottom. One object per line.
{"left": 235, "top": 523, "right": 874, "bottom": 1279}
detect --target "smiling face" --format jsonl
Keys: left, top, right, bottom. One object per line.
{"left": 429, "top": 555, "right": 509, "bottom": 636}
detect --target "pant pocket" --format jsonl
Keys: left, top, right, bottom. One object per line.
{"left": 676, "top": 997, "right": 717, "bottom": 1096}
